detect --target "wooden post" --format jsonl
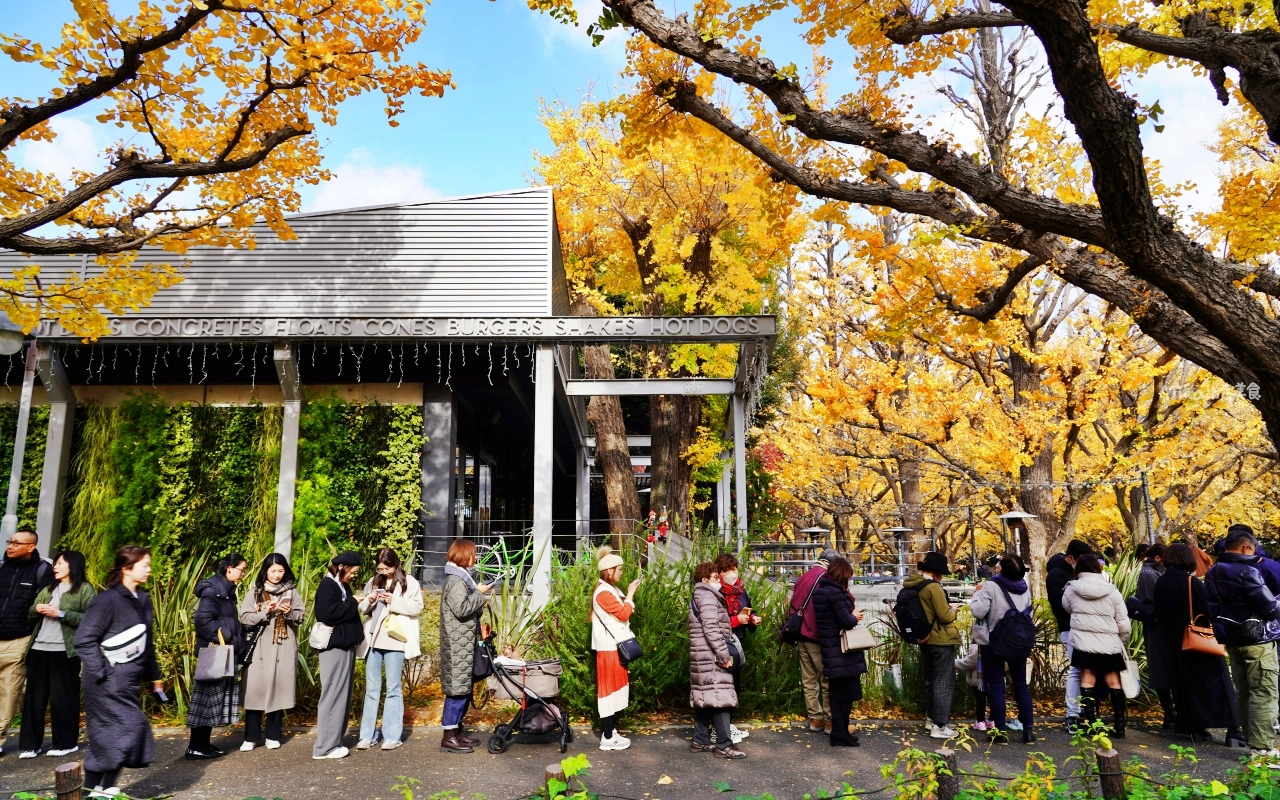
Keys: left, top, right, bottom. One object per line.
{"left": 1095, "top": 748, "right": 1126, "bottom": 800}
{"left": 934, "top": 748, "right": 958, "bottom": 800}
{"left": 55, "top": 762, "right": 83, "bottom": 800}
{"left": 546, "top": 763, "right": 566, "bottom": 798}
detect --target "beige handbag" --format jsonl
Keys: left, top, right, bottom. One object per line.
{"left": 384, "top": 613, "right": 409, "bottom": 643}
{"left": 840, "top": 624, "right": 877, "bottom": 652}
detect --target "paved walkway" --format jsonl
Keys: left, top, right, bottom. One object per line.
{"left": 0, "top": 720, "right": 1250, "bottom": 799}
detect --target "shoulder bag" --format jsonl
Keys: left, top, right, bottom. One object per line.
{"left": 594, "top": 591, "right": 643, "bottom": 666}
{"left": 690, "top": 595, "right": 744, "bottom": 669}
{"left": 101, "top": 623, "right": 148, "bottom": 665}
{"left": 472, "top": 629, "right": 494, "bottom": 681}
{"left": 781, "top": 577, "right": 820, "bottom": 645}
{"left": 840, "top": 622, "right": 877, "bottom": 652}
{"left": 1181, "top": 575, "right": 1227, "bottom": 657}
{"left": 309, "top": 620, "right": 333, "bottom": 650}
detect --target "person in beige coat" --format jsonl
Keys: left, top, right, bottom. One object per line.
{"left": 357, "top": 548, "right": 423, "bottom": 751}
{"left": 239, "top": 554, "right": 305, "bottom": 751}
{"left": 688, "top": 562, "right": 744, "bottom": 759}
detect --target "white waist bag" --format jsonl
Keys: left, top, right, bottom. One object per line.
{"left": 101, "top": 624, "right": 147, "bottom": 665}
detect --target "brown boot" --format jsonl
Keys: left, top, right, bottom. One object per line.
{"left": 440, "top": 730, "right": 473, "bottom": 754}
{"left": 456, "top": 727, "right": 482, "bottom": 747}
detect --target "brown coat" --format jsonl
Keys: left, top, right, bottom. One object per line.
{"left": 688, "top": 583, "right": 737, "bottom": 710}
{"left": 239, "top": 582, "right": 305, "bottom": 713}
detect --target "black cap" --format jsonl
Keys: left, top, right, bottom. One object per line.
{"left": 331, "top": 551, "right": 362, "bottom": 567}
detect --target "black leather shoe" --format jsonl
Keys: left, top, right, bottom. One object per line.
{"left": 185, "top": 748, "right": 223, "bottom": 760}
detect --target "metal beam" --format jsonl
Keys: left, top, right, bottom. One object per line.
{"left": 2, "top": 342, "right": 37, "bottom": 539}
{"left": 531, "top": 344, "right": 555, "bottom": 610}
{"left": 584, "top": 436, "right": 651, "bottom": 448}
{"left": 564, "top": 379, "right": 735, "bottom": 396}
{"left": 733, "top": 393, "right": 747, "bottom": 547}
{"left": 272, "top": 342, "right": 303, "bottom": 557}
{"left": 35, "top": 344, "right": 75, "bottom": 556}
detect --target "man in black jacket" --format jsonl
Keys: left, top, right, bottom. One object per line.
{"left": 1206, "top": 529, "right": 1280, "bottom": 755}
{"left": 0, "top": 529, "right": 53, "bottom": 756}
{"left": 1046, "top": 539, "right": 1092, "bottom": 729}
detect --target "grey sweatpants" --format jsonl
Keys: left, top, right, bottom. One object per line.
{"left": 313, "top": 648, "right": 356, "bottom": 757}
{"left": 920, "top": 644, "right": 957, "bottom": 727}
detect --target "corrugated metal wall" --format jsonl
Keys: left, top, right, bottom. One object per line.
{"left": 0, "top": 187, "right": 563, "bottom": 318}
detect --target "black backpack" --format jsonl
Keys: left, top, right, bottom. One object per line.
{"left": 893, "top": 581, "right": 937, "bottom": 644}
{"left": 989, "top": 582, "right": 1036, "bottom": 662}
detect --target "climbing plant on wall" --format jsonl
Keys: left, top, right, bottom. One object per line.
{"left": 0, "top": 404, "right": 50, "bottom": 531}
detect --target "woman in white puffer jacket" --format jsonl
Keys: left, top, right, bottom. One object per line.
{"left": 1061, "top": 555, "right": 1132, "bottom": 736}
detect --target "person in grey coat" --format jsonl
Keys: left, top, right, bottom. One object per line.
{"left": 74, "top": 546, "right": 163, "bottom": 798}
{"left": 239, "top": 553, "right": 304, "bottom": 751}
{"left": 439, "top": 538, "right": 491, "bottom": 754}
{"left": 688, "top": 561, "right": 744, "bottom": 759}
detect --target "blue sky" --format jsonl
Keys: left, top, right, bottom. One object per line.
{"left": 0, "top": 2, "right": 1231, "bottom": 215}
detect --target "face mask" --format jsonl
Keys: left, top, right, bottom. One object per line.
{"left": 708, "top": 580, "right": 722, "bottom": 592}
{"left": 722, "top": 570, "right": 739, "bottom": 585}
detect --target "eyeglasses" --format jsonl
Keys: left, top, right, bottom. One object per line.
{"left": 5, "top": 539, "right": 35, "bottom": 547}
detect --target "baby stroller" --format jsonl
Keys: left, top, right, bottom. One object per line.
{"left": 480, "top": 639, "right": 573, "bottom": 754}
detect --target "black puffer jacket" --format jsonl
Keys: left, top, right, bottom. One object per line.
{"left": 1046, "top": 554, "right": 1075, "bottom": 633}
{"left": 194, "top": 574, "right": 244, "bottom": 660}
{"left": 1205, "top": 551, "right": 1280, "bottom": 645}
{"left": 0, "top": 554, "right": 53, "bottom": 640}
{"left": 812, "top": 576, "right": 867, "bottom": 680}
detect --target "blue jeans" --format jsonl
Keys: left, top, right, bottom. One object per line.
{"left": 442, "top": 695, "right": 471, "bottom": 729}
{"left": 981, "top": 646, "right": 1033, "bottom": 732}
{"left": 1061, "top": 631, "right": 1082, "bottom": 717}
{"left": 360, "top": 648, "right": 405, "bottom": 744}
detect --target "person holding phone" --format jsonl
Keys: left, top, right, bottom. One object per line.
{"left": 439, "top": 539, "right": 491, "bottom": 754}
{"left": 713, "top": 553, "right": 760, "bottom": 745}
{"left": 592, "top": 547, "right": 641, "bottom": 752}
{"left": 357, "top": 547, "right": 423, "bottom": 751}
{"left": 239, "top": 553, "right": 305, "bottom": 752}
{"left": 75, "top": 546, "right": 164, "bottom": 798}
{"left": 186, "top": 553, "right": 248, "bottom": 760}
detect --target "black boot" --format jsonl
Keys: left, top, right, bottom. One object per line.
{"left": 1110, "top": 689, "right": 1127, "bottom": 739}
{"left": 1079, "top": 693, "right": 1097, "bottom": 730}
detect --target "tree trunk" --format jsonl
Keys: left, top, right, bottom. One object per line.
{"left": 571, "top": 297, "right": 640, "bottom": 551}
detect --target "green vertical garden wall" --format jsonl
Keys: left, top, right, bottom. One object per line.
{"left": 38, "top": 392, "right": 425, "bottom": 583}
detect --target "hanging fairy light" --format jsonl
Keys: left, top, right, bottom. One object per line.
{"left": 446, "top": 344, "right": 452, "bottom": 389}
{"left": 200, "top": 344, "right": 208, "bottom": 384}
{"left": 487, "top": 343, "right": 493, "bottom": 386}
{"left": 503, "top": 343, "right": 509, "bottom": 376}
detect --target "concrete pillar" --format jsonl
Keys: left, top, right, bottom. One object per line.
{"left": 420, "top": 384, "right": 457, "bottom": 586}
{"left": 2, "top": 342, "right": 37, "bottom": 539}
{"left": 272, "top": 343, "right": 303, "bottom": 557}
{"left": 531, "top": 344, "right": 555, "bottom": 609}
{"left": 35, "top": 344, "right": 75, "bottom": 557}
{"left": 732, "top": 393, "right": 747, "bottom": 549}
{"left": 576, "top": 445, "right": 590, "bottom": 555}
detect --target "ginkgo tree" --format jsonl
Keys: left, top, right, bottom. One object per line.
{"left": 0, "top": 0, "right": 452, "bottom": 338}
{"left": 538, "top": 0, "right": 1280, "bottom": 462}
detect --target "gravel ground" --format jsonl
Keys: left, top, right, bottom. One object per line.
{"left": 0, "top": 719, "right": 1252, "bottom": 799}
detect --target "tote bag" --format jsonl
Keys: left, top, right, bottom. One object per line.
{"left": 1119, "top": 656, "right": 1141, "bottom": 699}
{"left": 194, "top": 629, "right": 236, "bottom": 681}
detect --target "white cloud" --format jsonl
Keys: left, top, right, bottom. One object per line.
{"left": 306, "top": 147, "right": 443, "bottom": 212}
{"left": 531, "top": 0, "right": 627, "bottom": 63}
{"left": 14, "top": 116, "right": 102, "bottom": 181}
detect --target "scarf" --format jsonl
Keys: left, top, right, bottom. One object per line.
{"left": 445, "top": 561, "right": 477, "bottom": 591}
{"left": 257, "top": 580, "right": 296, "bottom": 645}
{"left": 721, "top": 578, "right": 746, "bottom": 617}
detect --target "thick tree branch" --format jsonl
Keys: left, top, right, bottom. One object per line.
{"left": 935, "top": 252, "right": 1045, "bottom": 321}
{"left": 0, "top": 125, "right": 307, "bottom": 244}
{"left": 884, "top": 10, "right": 1022, "bottom": 44}
{"left": 0, "top": 2, "right": 225, "bottom": 152}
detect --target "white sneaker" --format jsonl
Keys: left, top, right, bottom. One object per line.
{"left": 264, "top": 739, "right": 281, "bottom": 750}
{"left": 930, "top": 725, "right": 958, "bottom": 739}
{"left": 599, "top": 732, "right": 631, "bottom": 751}
{"left": 314, "top": 746, "right": 349, "bottom": 759}
{"left": 380, "top": 740, "right": 402, "bottom": 751}
{"left": 19, "top": 750, "right": 37, "bottom": 759}
{"left": 730, "top": 725, "right": 748, "bottom": 744}
{"left": 922, "top": 720, "right": 935, "bottom": 732}
{"left": 47, "top": 747, "right": 78, "bottom": 756}
{"left": 240, "top": 741, "right": 255, "bottom": 752}
{"left": 355, "top": 739, "right": 374, "bottom": 750}
{"left": 87, "top": 788, "right": 120, "bottom": 799}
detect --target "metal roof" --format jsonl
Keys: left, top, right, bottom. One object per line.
{"left": 0, "top": 187, "right": 571, "bottom": 318}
